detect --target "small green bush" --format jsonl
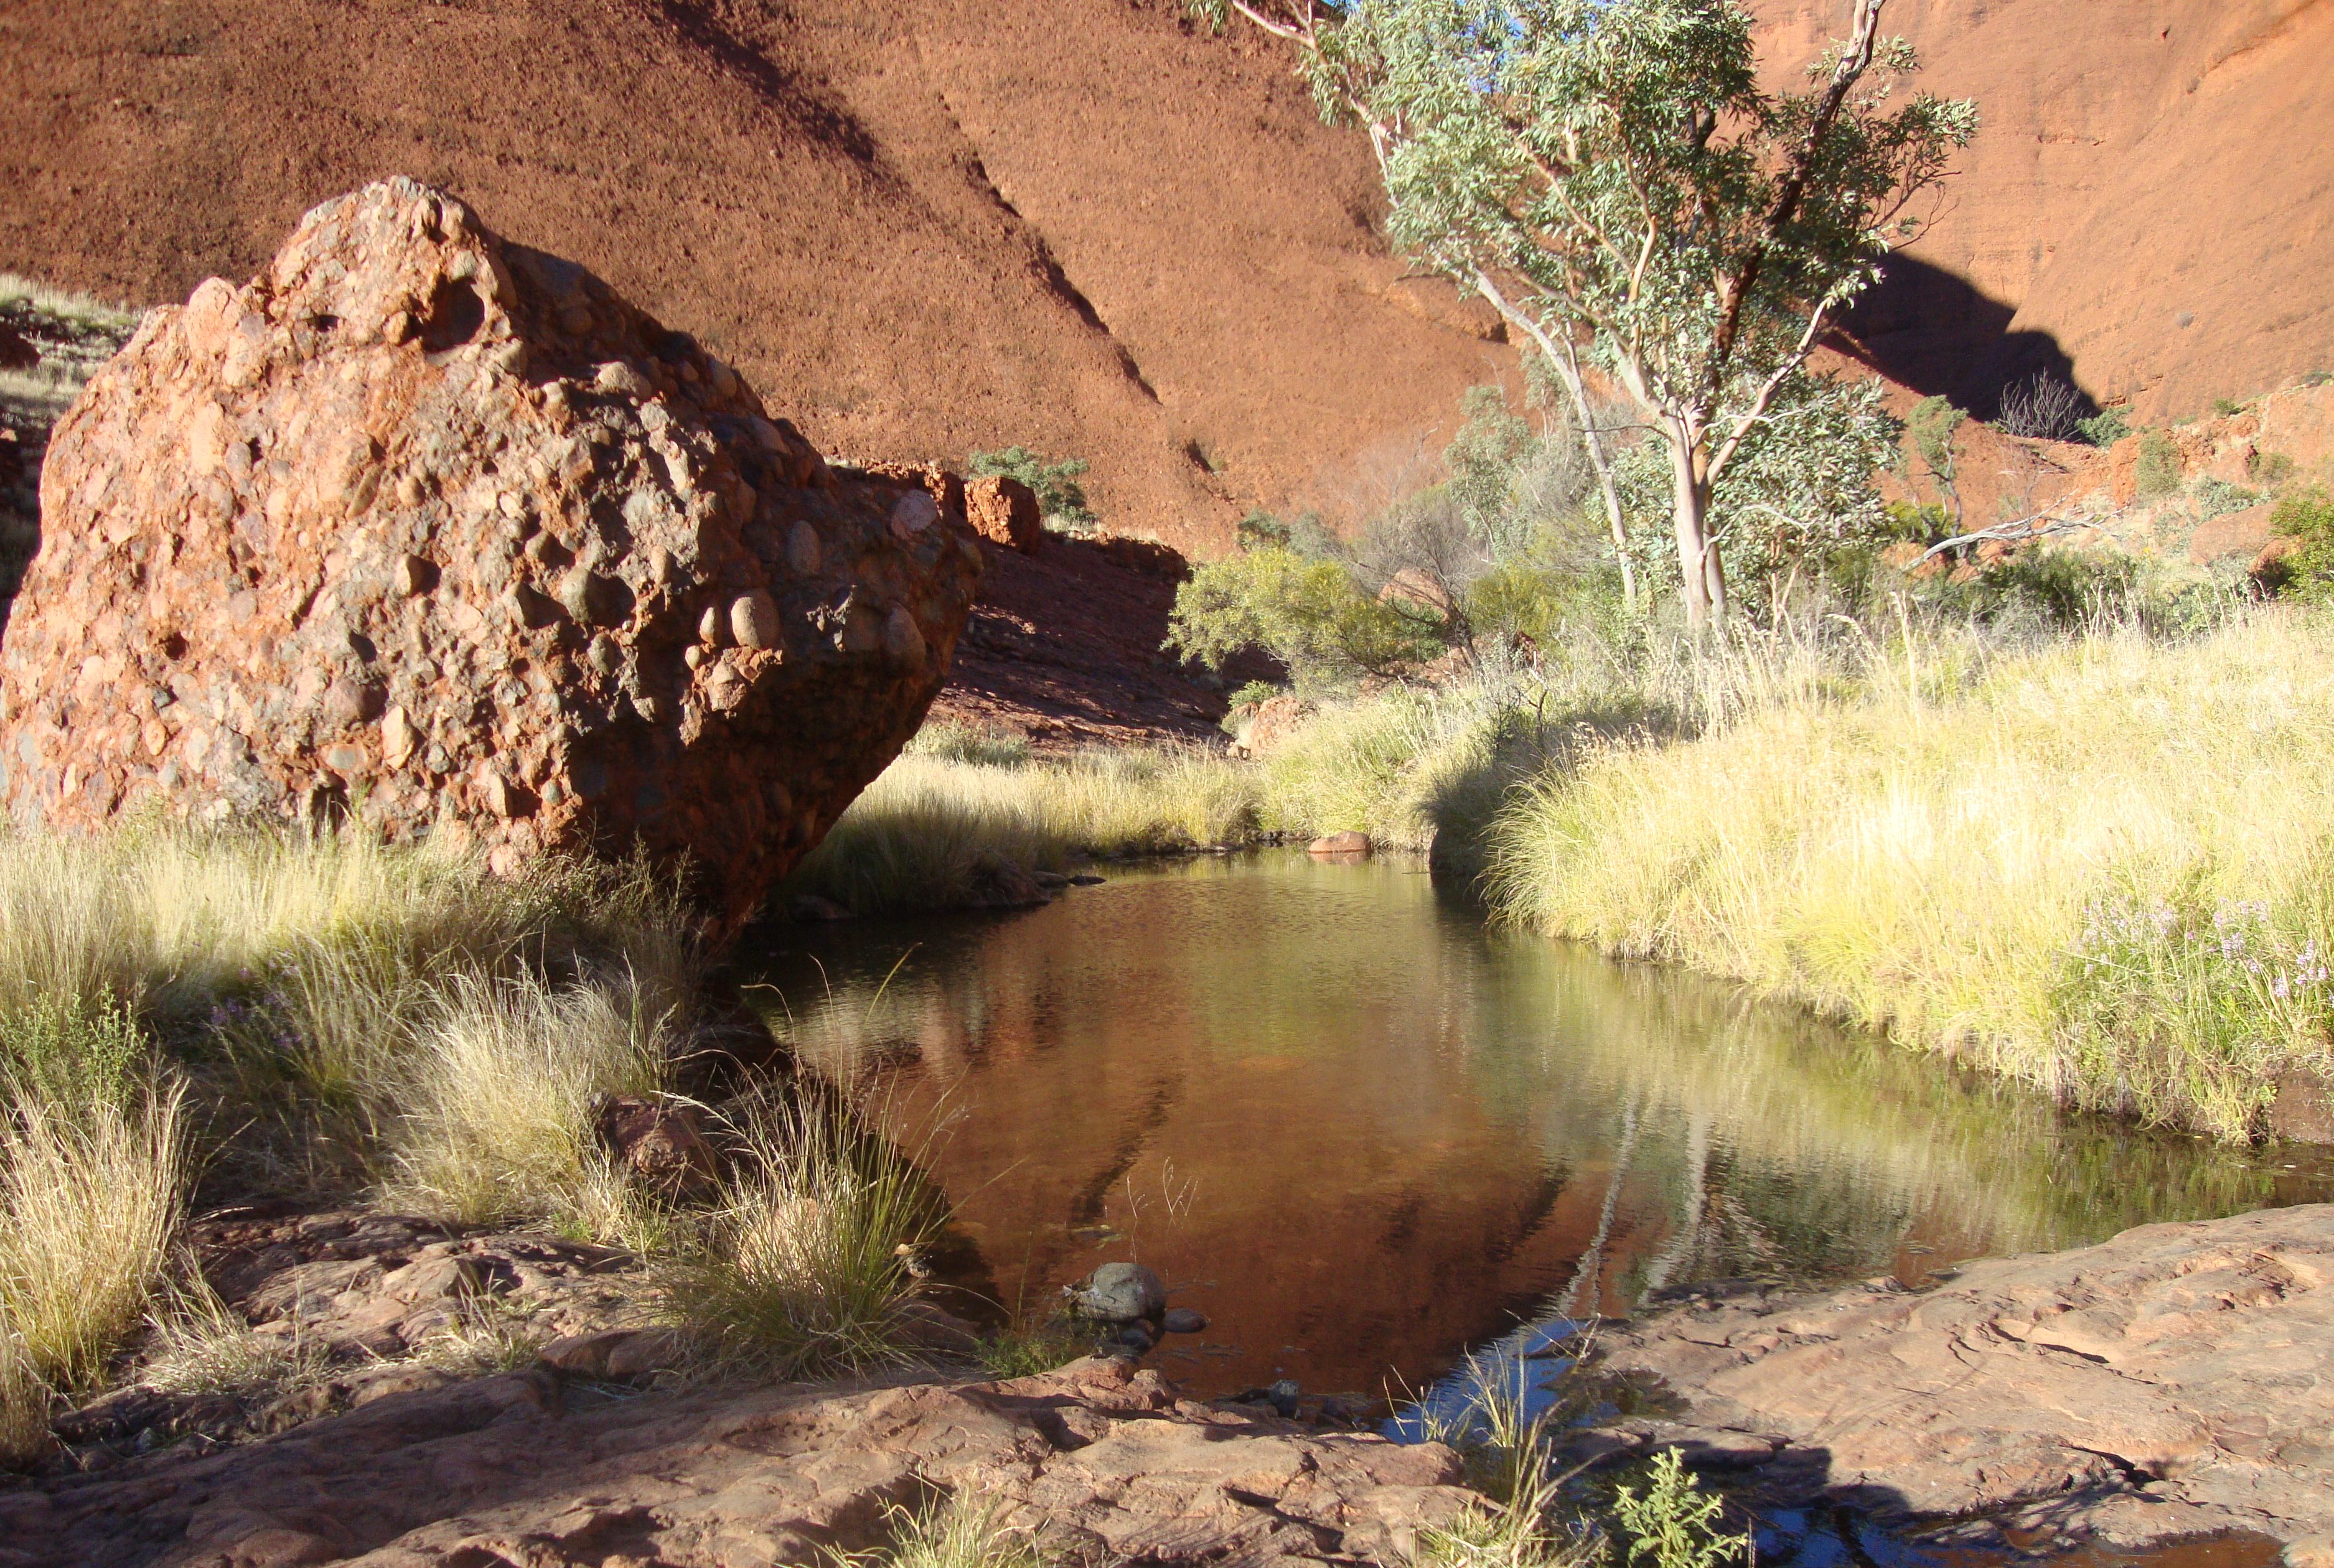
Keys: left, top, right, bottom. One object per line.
{"left": 967, "top": 447, "right": 1096, "bottom": 534}
{"left": 2077, "top": 406, "right": 2132, "bottom": 447}
{"left": 2211, "top": 397, "right": 2245, "bottom": 418}
{"left": 1611, "top": 1449, "right": 1752, "bottom": 1568}
{"left": 2195, "top": 478, "right": 2261, "bottom": 521}
{"left": 2134, "top": 430, "right": 2184, "bottom": 499}
{"left": 1166, "top": 546, "right": 1444, "bottom": 691}
{"left": 2249, "top": 450, "right": 2297, "bottom": 490}
{"left": 1907, "top": 394, "right": 1964, "bottom": 480}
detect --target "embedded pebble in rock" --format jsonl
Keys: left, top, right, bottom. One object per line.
{"left": 0, "top": 178, "right": 980, "bottom": 931}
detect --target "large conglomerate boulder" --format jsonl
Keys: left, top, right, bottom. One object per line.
{"left": 0, "top": 179, "right": 982, "bottom": 930}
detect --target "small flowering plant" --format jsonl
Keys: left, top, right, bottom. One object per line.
{"left": 2056, "top": 886, "right": 2334, "bottom": 1139}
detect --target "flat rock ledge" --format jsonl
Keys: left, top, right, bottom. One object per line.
{"left": 1578, "top": 1203, "right": 2334, "bottom": 1557}
{"left": 2, "top": 1355, "right": 1473, "bottom": 1568}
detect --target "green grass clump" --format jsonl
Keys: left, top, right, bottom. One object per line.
{"left": 2134, "top": 429, "right": 2184, "bottom": 499}
{"left": 1487, "top": 607, "right": 2334, "bottom": 1141}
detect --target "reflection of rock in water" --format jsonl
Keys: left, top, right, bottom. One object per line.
{"left": 738, "top": 854, "right": 2334, "bottom": 1397}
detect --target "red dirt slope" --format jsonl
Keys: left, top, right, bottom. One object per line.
{"left": 0, "top": 0, "right": 1511, "bottom": 554}
{"left": 1754, "top": 0, "right": 2334, "bottom": 423}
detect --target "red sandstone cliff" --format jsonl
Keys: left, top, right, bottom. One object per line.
{"left": 0, "top": 0, "right": 1511, "bottom": 554}
{"left": 1753, "top": 0, "right": 2334, "bottom": 422}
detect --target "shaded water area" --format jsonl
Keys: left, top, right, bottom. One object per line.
{"left": 742, "top": 852, "right": 2334, "bottom": 1404}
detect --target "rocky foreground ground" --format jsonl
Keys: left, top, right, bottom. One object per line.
{"left": 9, "top": 1352, "right": 1470, "bottom": 1568}
{"left": 1579, "top": 1202, "right": 2334, "bottom": 1557}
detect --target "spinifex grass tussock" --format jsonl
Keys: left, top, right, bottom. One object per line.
{"left": 0, "top": 1078, "right": 185, "bottom": 1399}
{"left": 141, "top": 1283, "right": 328, "bottom": 1401}
{"left": 384, "top": 968, "right": 675, "bottom": 1233}
{"left": 1489, "top": 607, "right": 2334, "bottom": 1141}
{"left": 972, "top": 1314, "right": 1088, "bottom": 1380}
{"left": 835, "top": 1489, "right": 1051, "bottom": 1568}
{"left": 783, "top": 748, "right": 1260, "bottom": 914}
{"left": 0, "top": 821, "right": 700, "bottom": 1199}
{"left": 655, "top": 1091, "right": 944, "bottom": 1379}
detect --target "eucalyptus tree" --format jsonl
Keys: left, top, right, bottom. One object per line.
{"left": 1194, "top": 0, "right": 1977, "bottom": 627}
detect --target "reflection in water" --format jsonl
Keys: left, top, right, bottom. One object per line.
{"left": 742, "top": 852, "right": 2333, "bottom": 1399}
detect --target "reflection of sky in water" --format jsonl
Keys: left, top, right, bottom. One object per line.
{"left": 743, "top": 852, "right": 2334, "bottom": 1401}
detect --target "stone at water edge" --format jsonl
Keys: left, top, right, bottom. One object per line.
{"left": 1309, "top": 830, "right": 1371, "bottom": 856}
{"left": 1161, "top": 1307, "right": 1208, "bottom": 1334}
{"left": 0, "top": 178, "right": 980, "bottom": 932}
{"left": 1064, "top": 1261, "right": 1168, "bottom": 1325}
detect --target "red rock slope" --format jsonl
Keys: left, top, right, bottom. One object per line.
{"left": 0, "top": 0, "right": 1511, "bottom": 554}
{"left": 1753, "top": 0, "right": 2334, "bottom": 423}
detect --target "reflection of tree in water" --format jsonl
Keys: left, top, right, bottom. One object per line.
{"left": 740, "top": 856, "right": 2332, "bottom": 1394}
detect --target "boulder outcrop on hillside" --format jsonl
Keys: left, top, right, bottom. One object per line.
{"left": 0, "top": 179, "right": 981, "bottom": 930}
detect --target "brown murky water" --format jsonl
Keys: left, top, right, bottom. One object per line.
{"left": 743, "top": 851, "right": 2334, "bottom": 1403}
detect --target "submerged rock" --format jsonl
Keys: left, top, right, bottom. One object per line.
{"left": 0, "top": 178, "right": 980, "bottom": 931}
{"left": 1064, "top": 1261, "right": 1167, "bottom": 1325}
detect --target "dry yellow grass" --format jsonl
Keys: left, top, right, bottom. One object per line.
{"left": 1489, "top": 608, "right": 2334, "bottom": 1140}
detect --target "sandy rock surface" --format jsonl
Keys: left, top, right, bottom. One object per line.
{"left": 10, "top": 1355, "right": 1471, "bottom": 1568}
{"left": 1585, "top": 1203, "right": 2334, "bottom": 1552}
{"left": 0, "top": 178, "right": 980, "bottom": 930}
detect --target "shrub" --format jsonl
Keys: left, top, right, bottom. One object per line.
{"left": 2134, "top": 430, "right": 2184, "bottom": 498}
{"left": 1611, "top": 1449, "right": 1751, "bottom": 1568}
{"left": 2249, "top": 450, "right": 2296, "bottom": 489}
{"left": 2269, "top": 485, "right": 2334, "bottom": 600}
{"left": 1995, "top": 373, "right": 2084, "bottom": 441}
{"left": 1907, "top": 394, "right": 1964, "bottom": 480}
{"left": 2077, "top": 406, "right": 2132, "bottom": 447}
{"left": 2211, "top": 397, "right": 2245, "bottom": 418}
{"left": 968, "top": 447, "right": 1095, "bottom": 534}
{"left": 1166, "top": 544, "right": 1444, "bottom": 692}
{"left": 2195, "top": 478, "right": 2261, "bottom": 520}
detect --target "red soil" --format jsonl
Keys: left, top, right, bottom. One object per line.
{"left": 0, "top": 0, "right": 1510, "bottom": 555}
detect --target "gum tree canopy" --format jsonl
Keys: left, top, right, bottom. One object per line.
{"left": 1196, "top": 0, "right": 1977, "bottom": 627}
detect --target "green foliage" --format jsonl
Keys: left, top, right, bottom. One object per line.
{"left": 1167, "top": 544, "right": 1445, "bottom": 692}
{"left": 1610, "top": 1450, "right": 1751, "bottom": 1568}
{"left": 2077, "top": 406, "right": 2132, "bottom": 447}
{"left": 1908, "top": 394, "right": 1964, "bottom": 482}
{"left": 1, "top": 989, "right": 141, "bottom": 1112}
{"left": 2195, "top": 478, "right": 2261, "bottom": 521}
{"left": 967, "top": 447, "right": 1096, "bottom": 533}
{"left": 2267, "top": 485, "right": 2334, "bottom": 601}
{"left": 1236, "top": 508, "right": 1291, "bottom": 551}
{"left": 2135, "top": 430, "right": 2184, "bottom": 499}
{"left": 2249, "top": 450, "right": 2296, "bottom": 489}
{"left": 2211, "top": 397, "right": 2245, "bottom": 418}
{"left": 1328, "top": 0, "right": 1974, "bottom": 622}
{"left": 974, "top": 1314, "right": 1089, "bottom": 1378}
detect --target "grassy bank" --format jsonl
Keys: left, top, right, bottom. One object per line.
{"left": 0, "top": 823, "right": 944, "bottom": 1465}
{"left": 1487, "top": 607, "right": 2334, "bottom": 1142}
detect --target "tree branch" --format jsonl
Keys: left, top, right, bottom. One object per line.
{"left": 1708, "top": 0, "right": 1885, "bottom": 377}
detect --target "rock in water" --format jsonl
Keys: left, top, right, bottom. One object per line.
{"left": 0, "top": 179, "right": 980, "bottom": 931}
{"left": 1064, "top": 1262, "right": 1167, "bottom": 1325}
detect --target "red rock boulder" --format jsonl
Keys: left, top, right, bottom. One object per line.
{"left": 966, "top": 473, "right": 1042, "bottom": 553}
{"left": 0, "top": 178, "right": 981, "bottom": 931}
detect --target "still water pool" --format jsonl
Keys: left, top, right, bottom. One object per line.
{"left": 743, "top": 851, "right": 2333, "bottom": 1402}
